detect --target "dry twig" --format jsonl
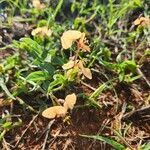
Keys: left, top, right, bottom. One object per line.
{"left": 42, "top": 119, "right": 55, "bottom": 150}
{"left": 13, "top": 113, "right": 39, "bottom": 149}
{"left": 137, "top": 68, "right": 150, "bottom": 88}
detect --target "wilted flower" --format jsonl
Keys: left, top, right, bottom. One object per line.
{"left": 42, "top": 93, "right": 77, "bottom": 119}
{"left": 62, "top": 59, "right": 92, "bottom": 80}
{"left": 31, "top": 26, "right": 52, "bottom": 37}
{"left": 42, "top": 106, "right": 67, "bottom": 119}
{"left": 61, "top": 30, "right": 90, "bottom": 52}
{"left": 63, "top": 93, "right": 77, "bottom": 110}
{"left": 78, "top": 60, "right": 92, "bottom": 79}
{"left": 133, "top": 17, "right": 150, "bottom": 27}
{"left": 32, "top": 0, "right": 45, "bottom": 10}
{"left": 77, "top": 33, "right": 90, "bottom": 52}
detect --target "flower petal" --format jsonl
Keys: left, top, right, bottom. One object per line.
{"left": 64, "top": 93, "right": 77, "bottom": 110}
{"left": 61, "top": 30, "right": 82, "bottom": 49}
{"left": 42, "top": 106, "right": 67, "bottom": 119}
{"left": 82, "top": 68, "right": 92, "bottom": 79}
{"left": 78, "top": 61, "right": 92, "bottom": 79}
{"left": 32, "top": 0, "right": 45, "bottom": 9}
{"left": 133, "top": 17, "right": 150, "bottom": 27}
{"left": 81, "top": 44, "right": 91, "bottom": 52}
{"left": 61, "top": 37, "right": 73, "bottom": 49}
{"left": 62, "top": 60, "right": 75, "bottom": 70}
{"left": 133, "top": 18, "right": 141, "bottom": 25}
{"left": 78, "top": 33, "right": 90, "bottom": 52}
{"left": 31, "top": 26, "right": 52, "bottom": 37}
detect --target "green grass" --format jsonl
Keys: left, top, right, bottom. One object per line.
{"left": 0, "top": 0, "right": 150, "bottom": 149}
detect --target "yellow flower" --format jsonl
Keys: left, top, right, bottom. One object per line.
{"left": 62, "top": 59, "right": 92, "bottom": 80}
{"left": 78, "top": 60, "right": 92, "bottom": 79}
{"left": 31, "top": 26, "right": 52, "bottom": 37}
{"left": 42, "top": 93, "right": 77, "bottom": 119}
{"left": 133, "top": 17, "right": 150, "bottom": 27}
{"left": 63, "top": 93, "right": 77, "bottom": 110}
{"left": 32, "top": 0, "right": 45, "bottom": 10}
{"left": 61, "top": 30, "right": 82, "bottom": 49}
{"left": 61, "top": 30, "right": 90, "bottom": 52}
{"left": 42, "top": 106, "right": 67, "bottom": 119}
{"left": 62, "top": 60, "right": 76, "bottom": 70}
{"left": 77, "top": 33, "right": 91, "bottom": 52}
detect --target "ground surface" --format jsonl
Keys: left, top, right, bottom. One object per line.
{"left": 0, "top": 0, "right": 150, "bottom": 150}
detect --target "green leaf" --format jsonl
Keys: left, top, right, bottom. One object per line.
{"left": 48, "top": 74, "right": 67, "bottom": 93}
{"left": 144, "top": 50, "right": 150, "bottom": 56}
{"left": 19, "top": 38, "right": 43, "bottom": 59}
{"left": 26, "top": 71, "right": 50, "bottom": 82}
{"left": 133, "top": 0, "right": 143, "bottom": 6}
{"left": 39, "top": 63, "right": 55, "bottom": 75}
{"left": 0, "top": 65, "right": 3, "bottom": 73}
{"left": 125, "top": 61, "right": 137, "bottom": 71}
{"left": 2, "top": 122, "right": 12, "bottom": 129}
{"left": 0, "top": 130, "right": 6, "bottom": 141}
{"left": 3, "top": 55, "right": 19, "bottom": 71}
{"left": 120, "top": 60, "right": 137, "bottom": 72}
{"left": 89, "top": 82, "right": 108, "bottom": 99}
{"left": 99, "top": 60, "right": 116, "bottom": 70}
{"left": 0, "top": 76, "right": 15, "bottom": 100}
{"left": 80, "top": 135, "right": 125, "bottom": 150}
{"left": 141, "top": 143, "right": 150, "bottom": 150}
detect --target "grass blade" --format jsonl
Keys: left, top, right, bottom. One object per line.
{"left": 80, "top": 134, "right": 125, "bottom": 150}
{"left": 0, "top": 77, "right": 15, "bottom": 100}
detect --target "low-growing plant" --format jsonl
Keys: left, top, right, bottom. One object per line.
{"left": 0, "top": 0, "right": 150, "bottom": 148}
{"left": 0, "top": 114, "right": 22, "bottom": 141}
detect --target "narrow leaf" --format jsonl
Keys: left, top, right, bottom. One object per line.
{"left": 80, "top": 135, "right": 125, "bottom": 150}
{"left": 0, "top": 77, "right": 15, "bottom": 100}
{"left": 26, "top": 71, "right": 49, "bottom": 82}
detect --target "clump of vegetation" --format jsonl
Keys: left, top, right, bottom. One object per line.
{"left": 0, "top": 0, "right": 150, "bottom": 149}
